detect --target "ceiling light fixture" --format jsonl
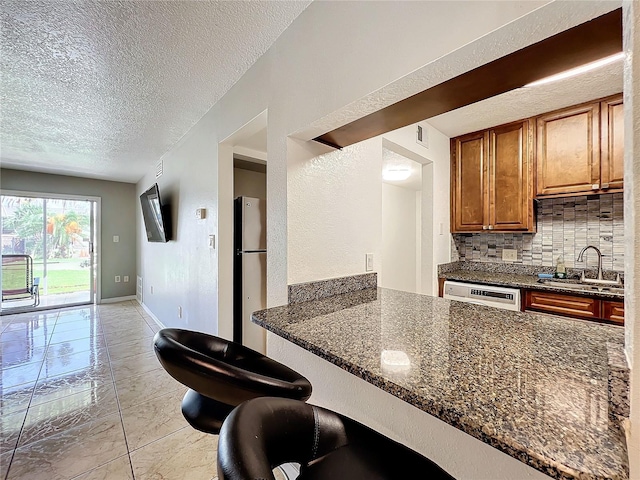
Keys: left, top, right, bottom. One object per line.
{"left": 525, "top": 52, "right": 624, "bottom": 87}
{"left": 382, "top": 168, "right": 411, "bottom": 181}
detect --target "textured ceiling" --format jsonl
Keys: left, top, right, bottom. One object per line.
{"left": 0, "top": 0, "right": 310, "bottom": 183}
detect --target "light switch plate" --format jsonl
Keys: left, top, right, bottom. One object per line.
{"left": 365, "top": 253, "right": 374, "bottom": 272}
{"left": 502, "top": 248, "right": 517, "bottom": 262}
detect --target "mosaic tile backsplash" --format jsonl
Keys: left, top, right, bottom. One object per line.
{"left": 452, "top": 193, "right": 624, "bottom": 272}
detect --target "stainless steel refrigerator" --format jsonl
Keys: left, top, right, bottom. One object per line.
{"left": 233, "top": 196, "right": 267, "bottom": 354}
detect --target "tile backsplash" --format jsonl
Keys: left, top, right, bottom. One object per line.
{"left": 452, "top": 193, "right": 624, "bottom": 272}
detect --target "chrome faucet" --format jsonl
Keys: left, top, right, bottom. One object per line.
{"left": 577, "top": 245, "right": 603, "bottom": 280}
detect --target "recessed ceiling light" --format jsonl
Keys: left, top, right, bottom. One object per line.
{"left": 525, "top": 52, "right": 624, "bottom": 87}
{"left": 382, "top": 168, "right": 411, "bottom": 181}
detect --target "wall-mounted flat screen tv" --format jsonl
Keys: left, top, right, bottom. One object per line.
{"left": 140, "top": 183, "right": 170, "bottom": 242}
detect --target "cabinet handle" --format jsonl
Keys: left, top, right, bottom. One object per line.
{"left": 483, "top": 225, "right": 488, "bottom": 230}
{"left": 592, "top": 183, "right": 600, "bottom": 190}
{"left": 488, "top": 225, "right": 494, "bottom": 230}
{"left": 601, "top": 183, "right": 610, "bottom": 189}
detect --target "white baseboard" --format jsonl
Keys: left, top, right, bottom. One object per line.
{"left": 100, "top": 295, "right": 137, "bottom": 304}
{"left": 137, "top": 300, "right": 166, "bottom": 329}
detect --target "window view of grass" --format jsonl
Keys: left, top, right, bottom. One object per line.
{"left": 33, "top": 262, "right": 91, "bottom": 295}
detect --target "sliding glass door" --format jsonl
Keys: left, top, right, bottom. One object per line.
{"left": 1, "top": 193, "right": 96, "bottom": 312}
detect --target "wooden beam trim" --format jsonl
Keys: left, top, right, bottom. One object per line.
{"left": 315, "top": 9, "right": 622, "bottom": 149}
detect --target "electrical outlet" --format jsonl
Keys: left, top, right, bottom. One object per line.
{"left": 115, "top": 275, "right": 121, "bottom": 283}
{"left": 502, "top": 249, "right": 518, "bottom": 262}
{"left": 123, "top": 275, "right": 129, "bottom": 282}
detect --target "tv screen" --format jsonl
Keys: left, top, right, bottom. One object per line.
{"left": 140, "top": 183, "right": 170, "bottom": 242}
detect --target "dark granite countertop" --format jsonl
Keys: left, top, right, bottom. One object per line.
{"left": 438, "top": 262, "right": 624, "bottom": 300}
{"left": 253, "top": 287, "right": 628, "bottom": 480}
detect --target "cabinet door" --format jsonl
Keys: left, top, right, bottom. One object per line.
{"left": 601, "top": 300, "right": 624, "bottom": 325}
{"left": 524, "top": 290, "right": 600, "bottom": 320}
{"left": 536, "top": 102, "right": 600, "bottom": 196}
{"left": 489, "top": 120, "right": 534, "bottom": 231}
{"left": 451, "top": 131, "right": 488, "bottom": 232}
{"left": 600, "top": 95, "right": 624, "bottom": 190}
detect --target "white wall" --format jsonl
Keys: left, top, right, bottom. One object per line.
{"left": 287, "top": 136, "right": 382, "bottom": 284}
{"left": 623, "top": 0, "right": 640, "bottom": 475}
{"left": 136, "top": 1, "right": 638, "bottom": 477}
{"left": 137, "top": 114, "right": 219, "bottom": 332}
{"left": 381, "top": 182, "right": 418, "bottom": 293}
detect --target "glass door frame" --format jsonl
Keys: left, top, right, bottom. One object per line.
{"left": 1, "top": 189, "right": 101, "bottom": 312}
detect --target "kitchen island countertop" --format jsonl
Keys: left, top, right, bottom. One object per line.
{"left": 253, "top": 287, "right": 628, "bottom": 480}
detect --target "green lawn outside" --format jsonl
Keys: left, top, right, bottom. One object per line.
{"left": 3, "top": 263, "right": 90, "bottom": 295}
{"left": 42, "top": 269, "right": 91, "bottom": 294}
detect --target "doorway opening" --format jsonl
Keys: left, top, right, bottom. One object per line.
{"left": 218, "top": 110, "right": 268, "bottom": 353}
{"left": 1, "top": 192, "right": 98, "bottom": 313}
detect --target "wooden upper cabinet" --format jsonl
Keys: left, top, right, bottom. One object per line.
{"left": 451, "top": 131, "right": 488, "bottom": 232}
{"left": 489, "top": 121, "right": 533, "bottom": 231}
{"left": 451, "top": 120, "right": 534, "bottom": 233}
{"left": 536, "top": 102, "right": 600, "bottom": 196}
{"left": 535, "top": 94, "right": 624, "bottom": 197}
{"left": 600, "top": 95, "right": 624, "bottom": 190}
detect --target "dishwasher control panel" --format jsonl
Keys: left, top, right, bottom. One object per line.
{"left": 443, "top": 281, "right": 521, "bottom": 311}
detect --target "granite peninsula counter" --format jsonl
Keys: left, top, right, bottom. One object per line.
{"left": 252, "top": 287, "right": 629, "bottom": 480}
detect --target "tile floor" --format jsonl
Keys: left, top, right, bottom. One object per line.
{"left": 1, "top": 289, "right": 91, "bottom": 313}
{"left": 0, "top": 301, "right": 221, "bottom": 480}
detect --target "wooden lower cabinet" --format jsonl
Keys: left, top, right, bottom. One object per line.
{"left": 602, "top": 300, "right": 625, "bottom": 325}
{"left": 524, "top": 290, "right": 624, "bottom": 325}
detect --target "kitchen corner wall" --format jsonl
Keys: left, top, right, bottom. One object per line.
{"left": 452, "top": 193, "right": 624, "bottom": 272}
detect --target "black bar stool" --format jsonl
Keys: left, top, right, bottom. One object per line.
{"left": 153, "top": 328, "right": 312, "bottom": 434}
{"left": 217, "top": 396, "right": 456, "bottom": 480}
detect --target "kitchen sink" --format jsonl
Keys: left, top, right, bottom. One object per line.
{"left": 537, "top": 279, "right": 624, "bottom": 295}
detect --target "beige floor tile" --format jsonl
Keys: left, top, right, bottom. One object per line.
{"left": 1, "top": 382, "right": 36, "bottom": 416}
{"left": 100, "top": 314, "right": 146, "bottom": 328}
{"left": 1, "top": 409, "right": 26, "bottom": 452}
{"left": 71, "top": 454, "right": 133, "bottom": 480}
{"left": 147, "top": 322, "right": 162, "bottom": 334}
{"left": 53, "top": 310, "right": 97, "bottom": 324}
{"left": 31, "top": 367, "right": 114, "bottom": 409}
{"left": 1, "top": 361, "right": 42, "bottom": 389}
{"left": 130, "top": 427, "right": 218, "bottom": 480}
{"left": 110, "top": 351, "right": 163, "bottom": 383}
{"left": 115, "top": 368, "right": 183, "bottom": 410}
{"left": 103, "top": 323, "right": 155, "bottom": 347}
{"left": 1, "top": 449, "right": 13, "bottom": 479}
{"left": 107, "top": 336, "right": 156, "bottom": 361}
{"left": 46, "top": 335, "right": 107, "bottom": 358}
{"left": 38, "top": 347, "right": 110, "bottom": 379}
{"left": 48, "top": 328, "right": 103, "bottom": 345}
{"left": 52, "top": 318, "right": 102, "bottom": 335}
{"left": 7, "top": 412, "right": 127, "bottom": 480}
{"left": 18, "top": 381, "right": 118, "bottom": 448}
{"left": 30, "top": 370, "right": 113, "bottom": 407}
{"left": 121, "top": 388, "right": 188, "bottom": 451}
